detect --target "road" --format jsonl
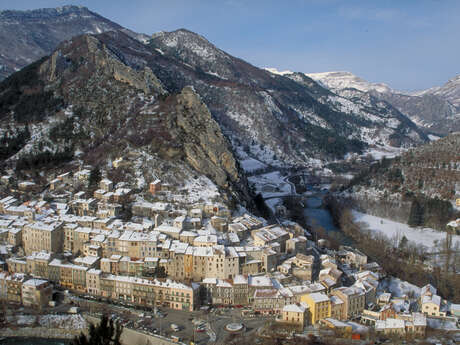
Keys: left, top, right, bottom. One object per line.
{"left": 66, "top": 293, "right": 268, "bottom": 345}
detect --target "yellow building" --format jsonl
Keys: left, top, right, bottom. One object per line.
{"left": 320, "top": 318, "right": 352, "bottom": 338}
{"left": 421, "top": 294, "right": 443, "bottom": 317}
{"left": 301, "top": 292, "right": 331, "bottom": 324}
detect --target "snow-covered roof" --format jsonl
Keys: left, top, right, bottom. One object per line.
{"left": 376, "top": 318, "right": 405, "bottom": 330}
{"left": 422, "top": 294, "right": 441, "bottom": 307}
{"left": 308, "top": 292, "right": 330, "bottom": 303}
{"left": 283, "top": 303, "right": 307, "bottom": 313}
{"left": 23, "top": 278, "right": 48, "bottom": 287}
{"left": 233, "top": 275, "right": 248, "bottom": 285}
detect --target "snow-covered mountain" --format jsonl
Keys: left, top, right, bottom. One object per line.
{"left": 414, "top": 75, "right": 460, "bottom": 108}
{"left": 0, "top": 6, "right": 429, "bottom": 181}
{"left": 302, "top": 70, "right": 460, "bottom": 136}
{"left": 0, "top": 5, "right": 148, "bottom": 80}
{"left": 306, "top": 71, "right": 394, "bottom": 94}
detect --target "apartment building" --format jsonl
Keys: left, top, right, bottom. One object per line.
{"left": 301, "top": 292, "right": 331, "bottom": 324}
{"left": 22, "top": 278, "right": 52, "bottom": 309}
{"left": 23, "top": 221, "right": 64, "bottom": 255}
{"left": 6, "top": 273, "right": 27, "bottom": 304}
{"left": 281, "top": 302, "right": 309, "bottom": 329}
{"left": 99, "top": 275, "right": 196, "bottom": 311}
{"left": 331, "top": 286, "right": 366, "bottom": 319}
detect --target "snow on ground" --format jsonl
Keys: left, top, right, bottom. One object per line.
{"left": 175, "top": 176, "right": 220, "bottom": 204}
{"left": 428, "top": 134, "right": 441, "bottom": 141}
{"left": 248, "top": 171, "right": 292, "bottom": 198}
{"left": 364, "top": 146, "right": 404, "bottom": 160}
{"left": 265, "top": 198, "right": 282, "bottom": 213}
{"left": 16, "top": 315, "right": 36, "bottom": 326}
{"left": 239, "top": 158, "right": 267, "bottom": 173}
{"left": 379, "top": 277, "right": 421, "bottom": 298}
{"left": 427, "top": 317, "right": 458, "bottom": 330}
{"left": 353, "top": 210, "right": 460, "bottom": 249}
{"left": 39, "top": 314, "right": 87, "bottom": 329}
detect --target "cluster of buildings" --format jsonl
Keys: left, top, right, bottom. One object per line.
{"left": 0, "top": 168, "right": 458, "bottom": 339}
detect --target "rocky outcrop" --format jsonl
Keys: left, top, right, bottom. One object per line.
{"left": 171, "top": 86, "right": 240, "bottom": 189}
{"left": 0, "top": 32, "right": 250, "bottom": 204}
{"left": 41, "top": 35, "right": 165, "bottom": 95}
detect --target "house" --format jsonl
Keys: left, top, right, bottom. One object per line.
{"left": 421, "top": 294, "right": 444, "bottom": 317}
{"left": 331, "top": 286, "right": 366, "bottom": 319}
{"left": 149, "top": 179, "right": 161, "bottom": 195}
{"left": 99, "top": 179, "right": 113, "bottom": 192}
{"left": 281, "top": 303, "right": 309, "bottom": 329}
{"left": 18, "top": 181, "right": 38, "bottom": 192}
{"left": 21, "top": 278, "right": 52, "bottom": 309}
{"left": 375, "top": 318, "right": 405, "bottom": 336}
{"left": 301, "top": 292, "right": 331, "bottom": 324}
{"left": 378, "top": 292, "right": 392, "bottom": 306}
{"left": 320, "top": 318, "right": 352, "bottom": 338}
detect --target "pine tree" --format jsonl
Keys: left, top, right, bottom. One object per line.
{"left": 408, "top": 199, "right": 424, "bottom": 227}
{"left": 89, "top": 166, "right": 101, "bottom": 187}
{"left": 73, "top": 314, "right": 123, "bottom": 345}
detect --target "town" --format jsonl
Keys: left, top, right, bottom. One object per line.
{"left": 0, "top": 163, "right": 459, "bottom": 345}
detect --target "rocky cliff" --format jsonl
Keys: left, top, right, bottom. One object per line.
{"left": 0, "top": 33, "right": 248, "bottom": 202}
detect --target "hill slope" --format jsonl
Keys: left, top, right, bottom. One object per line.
{"left": 346, "top": 133, "right": 460, "bottom": 229}
{"left": 0, "top": 5, "right": 147, "bottom": 81}
{"left": 0, "top": 33, "right": 248, "bottom": 203}
{"left": 0, "top": 6, "right": 431, "bottom": 172}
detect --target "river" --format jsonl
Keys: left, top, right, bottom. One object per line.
{"left": 302, "top": 188, "right": 352, "bottom": 246}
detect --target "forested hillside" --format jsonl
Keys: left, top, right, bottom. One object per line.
{"left": 346, "top": 133, "right": 460, "bottom": 230}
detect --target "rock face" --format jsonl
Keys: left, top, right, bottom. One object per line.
{"left": 172, "top": 87, "right": 240, "bottom": 188}
{"left": 0, "top": 5, "right": 148, "bottom": 81}
{"left": 0, "top": 33, "right": 248, "bottom": 202}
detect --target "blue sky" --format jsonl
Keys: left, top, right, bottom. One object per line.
{"left": 1, "top": 0, "right": 459, "bottom": 91}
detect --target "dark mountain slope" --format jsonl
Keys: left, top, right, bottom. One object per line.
{"left": 0, "top": 33, "right": 248, "bottom": 202}
{"left": 0, "top": 5, "right": 147, "bottom": 80}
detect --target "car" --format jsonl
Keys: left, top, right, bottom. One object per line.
{"left": 195, "top": 328, "right": 205, "bottom": 333}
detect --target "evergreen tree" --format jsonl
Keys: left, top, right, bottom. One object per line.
{"left": 73, "top": 314, "right": 122, "bottom": 345}
{"left": 89, "top": 166, "right": 101, "bottom": 187}
{"left": 408, "top": 199, "right": 424, "bottom": 227}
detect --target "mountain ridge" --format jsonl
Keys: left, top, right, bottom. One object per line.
{"left": 0, "top": 5, "right": 148, "bottom": 81}
{"left": 299, "top": 69, "right": 460, "bottom": 136}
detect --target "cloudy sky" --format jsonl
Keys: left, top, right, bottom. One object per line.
{"left": 2, "top": 0, "right": 459, "bottom": 91}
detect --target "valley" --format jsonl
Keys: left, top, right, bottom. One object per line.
{"left": 0, "top": 4, "right": 459, "bottom": 345}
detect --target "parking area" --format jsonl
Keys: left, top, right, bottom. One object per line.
{"left": 55, "top": 293, "right": 270, "bottom": 344}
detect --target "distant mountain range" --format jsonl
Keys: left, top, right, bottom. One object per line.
{"left": 303, "top": 70, "right": 460, "bottom": 136}
{"left": 0, "top": 6, "right": 430, "bottom": 172}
